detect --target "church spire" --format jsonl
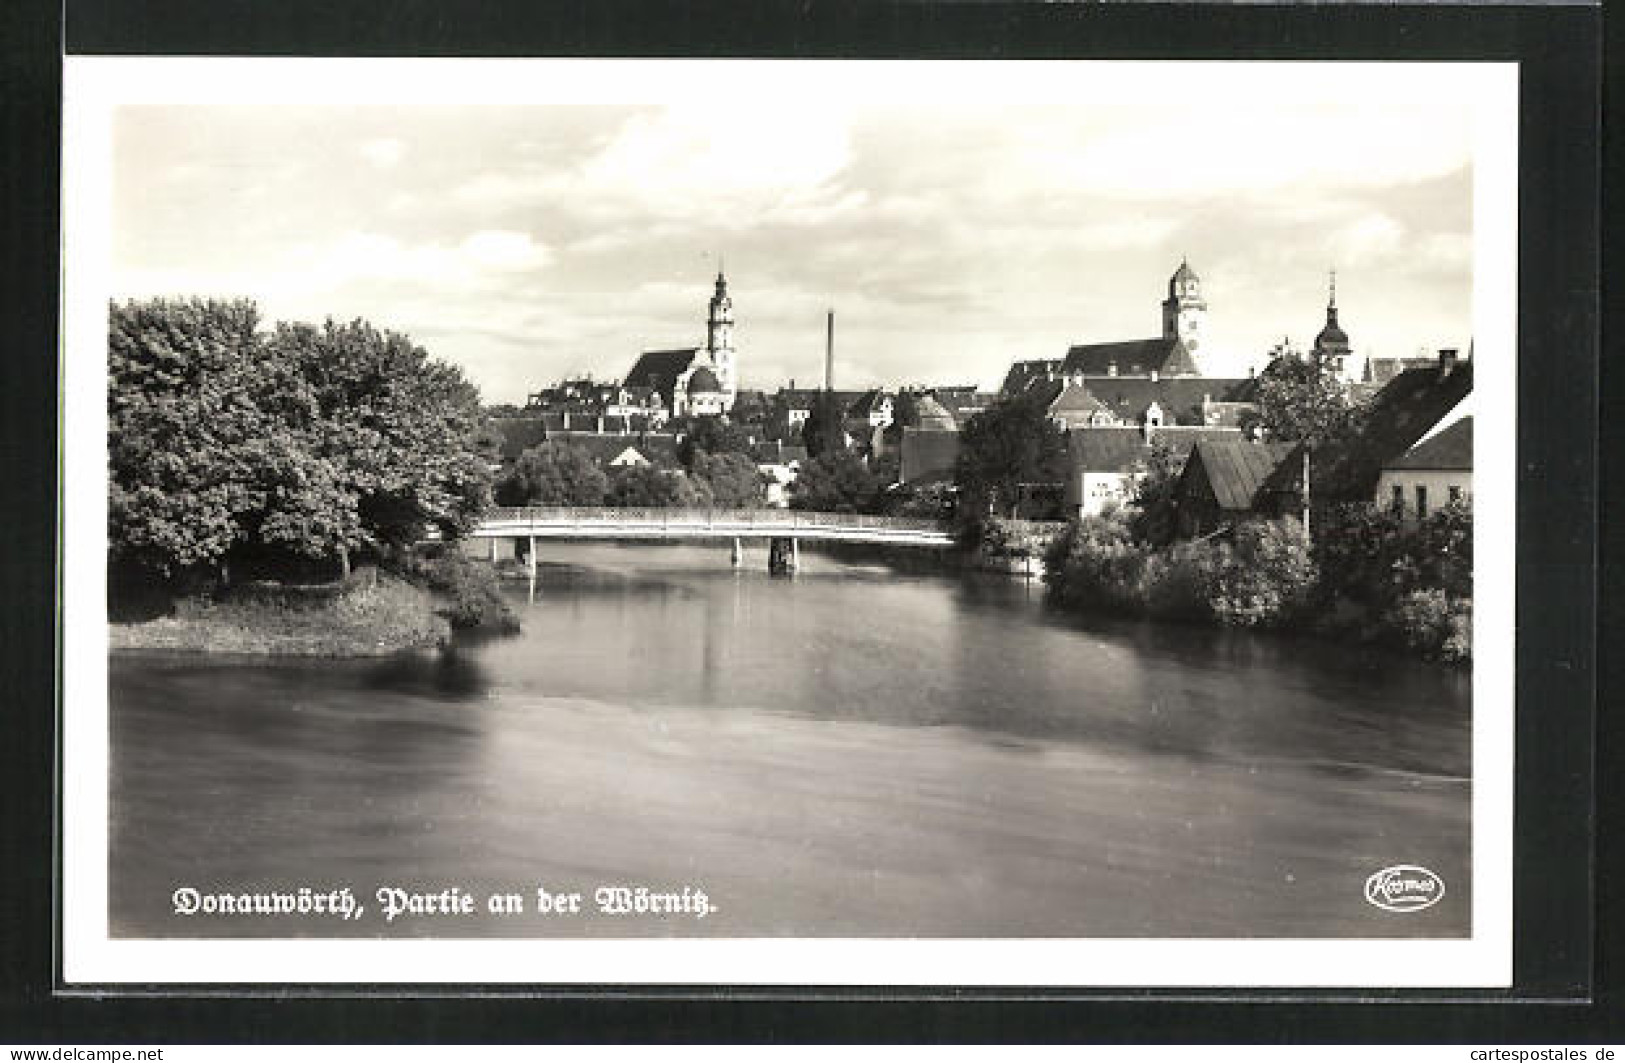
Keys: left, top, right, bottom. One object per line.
{"left": 1328, "top": 268, "right": 1337, "bottom": 311}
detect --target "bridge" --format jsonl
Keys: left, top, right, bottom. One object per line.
{"left": 472, "top": 506, "right": 956, "bottom": 574}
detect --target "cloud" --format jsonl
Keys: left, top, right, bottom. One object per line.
{"left": 358, "top": 137, "right": 406, "bottom": 168}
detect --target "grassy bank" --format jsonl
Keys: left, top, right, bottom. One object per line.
{"left": 110, "top": 570, "right": 451, "bottom": 656}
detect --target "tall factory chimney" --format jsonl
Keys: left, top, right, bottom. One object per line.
{"left": 824, "top": 309, "right": 835, "bottom": 392}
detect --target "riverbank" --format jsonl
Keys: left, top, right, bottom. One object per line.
{"left": 109, "top": 571, "right": 451, "bottom": 657}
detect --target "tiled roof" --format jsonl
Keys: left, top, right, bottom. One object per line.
{"left": 749, "top": 441, "right": 809, "bottom": 465}
{"left": 1184, "top": 441, "right": 1302, "bottom": 511}
{"left": 1066, "top": 377, "right": 1257, "bottom": 426}
{"left": 1062, "top": 337, "right": 1200, "bottom": 378}
{"left": 1318, "top": 361, "right": 1473, "bottom": 498}
{"left": 1387, "top": 417, "right": 1472, "bottom": 471}
{"left": 549, "top": 430, "right": 680, "bottom": 468}
{"left": 847, "top": 389, "right": 889, "bottom": 418}
{"left": 1067, "top": 426, "right": 1243, "bottom": 474}
{"left": 1049, "top": 381, "right": 1108, "bottom": 413}
{"left": 1001, "top": 359, "right": 1065, "bottom": 396}
{"left": 624, "top": 348, "right": 700, "bottom": 399}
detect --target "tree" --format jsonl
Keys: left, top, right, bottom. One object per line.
{"left": 675, "top": 416, "right": 752, "bottom": 466}
{"left": 268, "top": 318, "right": 491, "bottom": 573}
{"left": 109, "top": 300, "right": 493, "bottom": 582}
{"left": 1127, "top": 439, "right": 1182, "bottom": 545}
{"left": 790, "top": 451, "right": 883, "bottom": 513}
{"left": 801, "top": 392, "right": 848, "bottom": 459}
{"left": 605, "top": 463, "right": 695, "bottom": 507}
{"left": 496, "top": 442, "right": 609, "bottom": 506}
{"left": 690, "top": 450, "right": 764, "bottom": 509}
{"left": 108, "top": 297, "right": 279, "bottom": 577}
{"left": 1254, "top": 352, "right": 1364, "bottom": 447}
{"left": 953, "top": 392, "right": 1069, "bottom": 518}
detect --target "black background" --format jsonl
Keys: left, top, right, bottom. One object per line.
{"left": 1, "top": 0, "right": 1609, "bottom": 1043}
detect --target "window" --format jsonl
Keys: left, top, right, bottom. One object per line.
{"left": 1415, "top": 485, "right": 1428, "bottom": 520}
{"left": 1391, "top": 484, "right": 1404, "bottom": 514}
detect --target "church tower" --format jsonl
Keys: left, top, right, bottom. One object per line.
{"left": 705, "top": 267, "right": 737, "bottom": 408}
{"left": 1312, "top": 270, "right": 1351, "bottom": 378}
{"left": 1161, "top": 257, "right": 1207, "bottom": 354}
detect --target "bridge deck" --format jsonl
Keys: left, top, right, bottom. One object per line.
{"left": 474, "top": 506, "right": 956, "bottom": 547}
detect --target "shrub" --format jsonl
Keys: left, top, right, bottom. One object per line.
{"left": 1207, "top": 518, "right": 1317, "bottom": 627}
{"left": 1386, "top": 588, "right": 1471, "bottom": 662}
{"left": 402, "top": 547, "right": 519, "bottom": 633}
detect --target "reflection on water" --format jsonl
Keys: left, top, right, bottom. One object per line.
{"left": 110, "top": 542, "right": 1470, "bottom": 938}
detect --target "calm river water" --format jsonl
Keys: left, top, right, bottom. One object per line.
{"left": 110, "top": 542, "right": 1471, "bottom": 938}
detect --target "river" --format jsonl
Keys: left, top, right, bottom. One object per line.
{"left": 109, "top": 541, "right": 1471, "bottom": 938}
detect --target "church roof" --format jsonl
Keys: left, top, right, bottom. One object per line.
{"left": 1061, "top": 337, "right": 1201, "bottom": 378}
{"left": 686, "top": 366, "right": 722, "bottom": 394}
{"left": 624, "top": 347, "right": 701, "bottom": 400}
{"left": 1170, "top": 259, "right": 1200, "bottom": 289}
{"left": 1386, "top": 416, "right": 1472, "bottom": 471}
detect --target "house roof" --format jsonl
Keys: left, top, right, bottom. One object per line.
{"left": 1060, "top": 377, "right": 1257, "bottom": 426}
{"left": 1062, "top": 337, "right": 1201, "bottom": 378}
{"left": 1184, "top": 441, "right": 1303, "bottom": 511}
{"left": 1318, "top": 360, "right": 1474, "bottom": 498}
{"left": 549, "top": 430, "right": 681, "bottom": 468}
{"left": 899, "top": 428, "right": 962, "bottom": 485}
{"left": 624, "top": 347, "right": 700, "bottom": 399}
{"left": 847, "top": 389, "right": 891, "bottom": 418}
{"left": 1001, "top": 359, "right": 1065, "bottom": 396}
{"left": 1387, "top": 416, "right": 1472, "bottom": 471}
{"left": 1067, "top": 426, "right": 1244, "bottom": 474}
{"left": 913, "top": 394, "right": 958, "bottom": 431}
{"left": 1049, "top": 381, "right": 1109, "bottom": 414}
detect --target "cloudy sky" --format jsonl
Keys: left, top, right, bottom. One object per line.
{"left": 108, "top": 61, "right": 1488, "bottom": 403}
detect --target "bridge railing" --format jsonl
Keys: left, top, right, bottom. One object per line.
{"left": 481, "top": 506, "right": 950, "bottom": 534}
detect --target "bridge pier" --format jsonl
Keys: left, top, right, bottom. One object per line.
{"left": 768, "top": 536, "right": 798, "bottom": 576}
{"left": 730, "top": 537, "right": 743, "bottom": 569}
{"left": 488, "top": 537, "right": 497, "bottom": 563}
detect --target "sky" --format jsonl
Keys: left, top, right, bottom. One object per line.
{"left": 108, "top": 62, "right": 1487, "bottom": 404}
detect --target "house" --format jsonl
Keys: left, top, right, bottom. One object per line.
{"left": 1375, "top": 417, "right": 1472, "bottom": 522}
{"left": 1171, "top": 440, "right": 1304, "bottom": 537}
{"left": 1063, "top": 425, "right": 1243, "bottom": 518}
{"left": 846, "top": 389, "right": 895, "bottom": 429}
{"left": 750, "top": 441, "right": 809, "bottom": 508}
{"left": 1313, "top": 349, "right": 1473, "bottom": 502}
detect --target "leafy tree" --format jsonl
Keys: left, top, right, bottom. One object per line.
{"left": 1254, "top": 352, "right": 1364, "bottom": 447}
{"left": 605, "top": 463, "right": 689, "bottom": 507}
{"left": 790, "top": 451, "right": 883, "bottom": 513}
{"left": 801, "top": 392, "right": 848, "bottom": 459}
{"left": 1127, "top": 439, "right": 1182, "bottom": 545}
{"left": 496, "top": 442, "right": 609, "bottom": 506}
{"left": 690, "top": 450, "right": 764, "bottom": 509}
{"left": 676, "top": 416, "right": 752, "bottom": 466}
{"left": 268, "top": 318, "right": 491, "bottom": 573}
{"left": 108, "top": 297, "right": 279, "bottom": 577}
{"left": 109, "top": 300, "right": 493, "bottom": 582}
{"left": 954, "top": 392, "right": 1069, "bottom": 518}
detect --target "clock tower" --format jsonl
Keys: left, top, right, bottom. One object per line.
{"left": 1161, "top": 257, "right": 1207, "bottom": 352}
{"left": 705, "top": 267, "right": 737, "bottom": 408}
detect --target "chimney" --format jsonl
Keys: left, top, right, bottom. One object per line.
{"left": 1438, "top": 348, "right": 1459, "bottom": 373}
{"left": 825, "top": 310, "right": 835, "bottom": 392}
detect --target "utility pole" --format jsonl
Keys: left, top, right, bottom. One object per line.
{"left": 1301, "top": 444, "right": 1312, "bottom": 545}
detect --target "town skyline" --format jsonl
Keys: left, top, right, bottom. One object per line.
{"left": 109, "top": 61, "right": 1485, "bottom": 404}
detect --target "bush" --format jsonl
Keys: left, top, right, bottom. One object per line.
{"left": 1207, "top": 518, "right": 1317, "bottom": 627}
{"left": 1386, "top": 588, "right": 1471, "bottom": 662}
{"left": 401, "top": 547, "right": 519, "bottom": 633}
{"left": 1042, "top": 511, "right": 1146, "bottom": 614}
